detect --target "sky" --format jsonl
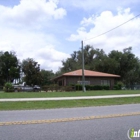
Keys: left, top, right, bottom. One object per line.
{"left": 0, "top": 0, "right": 140, "bottom": 72}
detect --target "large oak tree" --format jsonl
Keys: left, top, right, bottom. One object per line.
{"left": 60, "top": 46, "right": 140, "bottom": 85}
{"left": 0, "top": 51, "right": 20, "bottom": 85}
{"left": 21, "top": 58, "right": 41, "bottom": 85}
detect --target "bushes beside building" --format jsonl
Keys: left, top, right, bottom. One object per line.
{"left": 41, "top": 84, "right": 110, "bottom": 92}
{"left": 75, "top": 84, "right": 110, "bottom": 91}
{"left": 41, "top": 85, "right": 75, "bottom": 92}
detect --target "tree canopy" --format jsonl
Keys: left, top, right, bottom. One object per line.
{"left": 40, "top": 70, "right": 54, "bottom": 86}
{"left": 60, "top": 46, "right": 140, "bottom": 85}
{"left": 0, "top": 51, "right": 55, "bottom": 86}
{"left": 0, "top": 51, "right": 20, "bottom": 85}
{"left": 21, "top": 58, "right": 42, "bottom": 86}
{"left": 0, "top": 47, "right": 140, "bottom": 87}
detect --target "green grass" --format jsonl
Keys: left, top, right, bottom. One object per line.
{"left": 0, "top": 97, "right": 140, "bottom": 110}
{"left": 0, "top": 90, "right": 140, "bottom": 98}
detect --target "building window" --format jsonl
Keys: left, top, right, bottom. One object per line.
{"left": 101, "top": 80, "right": 110, "bottom": 86}
{"left": 77, "top": 81, "right": 90, "bottom": 85}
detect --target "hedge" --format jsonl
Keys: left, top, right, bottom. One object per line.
{"left": 75, "top": 84, "right": 110, "bottom": 91}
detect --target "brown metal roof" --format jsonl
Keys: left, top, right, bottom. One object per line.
{"left": 63, "top": 69, "right": 120, "bottom": 77}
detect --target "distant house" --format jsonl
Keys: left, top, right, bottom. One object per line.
{"left": 52, "top": 69, "right": 120, "bottom": 89}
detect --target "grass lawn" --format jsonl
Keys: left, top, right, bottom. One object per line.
{"left": 0, "top": 90, "right": 140, "bottom": 98}
{"left": 0, "top": 97, "right": 140, "bottom": 110}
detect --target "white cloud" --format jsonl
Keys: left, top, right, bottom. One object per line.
{"left": 81, "top": 15, "right": 96, "bottom": 27}
{"left": 68, "top": 8, "right": 140, "bottom": 56}
{"left": 0, "top": 0, "right": 68, "bottom": 72}
{"left": 35, "top": 45, "right": 70, "bottom": 71}
{"left": 0, "top": 26, "right": 69, "bottom": 72}
{"left": 0, "top": 0, "right": 66, "bottom": 27}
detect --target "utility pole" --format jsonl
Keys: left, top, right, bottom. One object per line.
{"left": 81, "top": 40, "right": 85, "bottom": 92}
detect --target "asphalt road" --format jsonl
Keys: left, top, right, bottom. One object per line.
{"left": 0, "top": 104, "right": 140, "bottom": 140}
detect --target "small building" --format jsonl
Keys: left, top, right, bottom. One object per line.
{"left": 52, "top": 69, "right": 120, "bottom": 89}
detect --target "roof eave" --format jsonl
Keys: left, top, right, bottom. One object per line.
{"left": 54, "top": 75, "right": 120, "bottom": 78}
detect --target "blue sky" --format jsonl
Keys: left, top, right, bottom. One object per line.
{"left": 0, "top": 0, "right": 140, "bottom": 72}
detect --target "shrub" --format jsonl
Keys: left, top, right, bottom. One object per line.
{"left": 41, "top": 85, "right": 49, "bottom": 92}
{"left": 93, "top": 85, "right": 103, "bottom": 90}
{"left": 64, "top": 86, "right": 74, "bottom": 92}
{"left": 90, "top": 85, "right": 94, "bottom": 90}
{"left": 113, "top": 85, "right": 120, "bottom": 90}
{"left": 102, "top": 85, "right": 110, "bottom": 90}
{"left": 3, "top": 82, "right": 14, "bottom": 92}
{"left": 75, "top": 84, "right": 82, "bottom": 91}
{"left": 73, "top": 84, "right": 110, "bottom": 91}
{"left": 85, "top": 85, "right": 91, "bottom": 91}
{"left": 114, "top": 82, "right": 123, "bottom": 90}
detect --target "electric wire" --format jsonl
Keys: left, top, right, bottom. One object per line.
{"left": 84, "top": 13, "right": 140, "bottom": 42}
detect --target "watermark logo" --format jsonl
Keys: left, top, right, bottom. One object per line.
{"left": 127, "top": 128, "right": 140, "bottom": 139}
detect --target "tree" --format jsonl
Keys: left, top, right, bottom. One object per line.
{"left": 21, "top": 58, "right": 41, "bottom": 85}
{"left": 40, "top": 70, "right": 54, "bottom": 86}
{"left": 60, "top": 45, "right": 107, "bottom": 72}
{"left": 58, "top": 45, "right": 140, "bottom": 85}
{"left": 0, "top": 51, "right": 20, "bottom": 85}
{"left": 108, "top": 47, "right": 140, "bottom": 84}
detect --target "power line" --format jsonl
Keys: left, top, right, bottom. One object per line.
{"left": 84, "top": 13, "right": 140, "bottom": 42}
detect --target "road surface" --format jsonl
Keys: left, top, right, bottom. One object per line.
{"left": 0, "top": 104, "right": 140, "bottom": 140}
